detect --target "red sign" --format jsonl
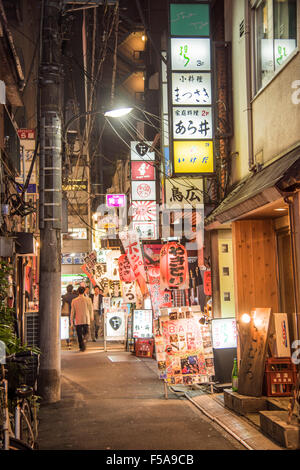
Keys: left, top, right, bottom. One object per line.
{"left": 119, "top": 230, "right": 148, "bottom": 296}
{"left": 118, "top": 254, "right": 135, "bottom": 283}
{"left": 131, "top": 161, "right": 155, "bottom": 180}
{"left": 160, "top": 242, "right": 189, "bottom": 290}
{"left": 147, "top": 265, "right": 172, "bottom": 319}
{"left": 17, "top": 129, "right": 35, "bottom": 140}
{"left": 203, "top": 270, "right": 212, "bottom": 296}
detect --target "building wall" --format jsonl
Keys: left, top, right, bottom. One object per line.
{"left": 225, "top": 0, "right": 250, "bottom": 183}
{"left": 252, "top": 51, "right": 300, "bottom": 165}
{"left": 232, "top": 219, "right": 279, "bottom": 318}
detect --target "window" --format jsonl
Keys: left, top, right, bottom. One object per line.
{"left": 255, "top": 0, "right": 297, "bottom": 91}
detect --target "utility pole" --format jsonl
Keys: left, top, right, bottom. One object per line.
{"left": 38, "top": 0, "right": 63, "bottom": 403}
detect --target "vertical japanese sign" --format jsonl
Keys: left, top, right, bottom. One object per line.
{"left": 130, "top": 141, "right": 158, "bottom": 240}
{"left": 119, "top": 230, "right": 148, "bottom": 296}
{"left": 169, "top": 3, "right": 214, "bottom": 175}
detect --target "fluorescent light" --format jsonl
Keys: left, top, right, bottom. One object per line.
{"left": 104, "top": 107, "right": 133, "bottom": 118}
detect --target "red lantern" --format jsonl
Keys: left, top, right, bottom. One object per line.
{"left": 160, "top": 242, "right": 189, "bottom": 290}
{"left": 118, "top": 254, "right": 135, "bottom": 282}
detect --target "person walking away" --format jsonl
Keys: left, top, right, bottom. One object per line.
{"left": 90, "top": 285, "right": 104, "bottom": 341}
{"left": 70, "top": 286, "right": 93, "bottom": 351}
{"left": 61, "top": 285, "right": 78, "bottom": 347}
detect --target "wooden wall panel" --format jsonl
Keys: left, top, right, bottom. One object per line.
{"left": 232, "top": 220, "right": 279, "bottom": 318}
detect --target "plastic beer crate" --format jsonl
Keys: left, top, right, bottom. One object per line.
{"left": 264, "top": 357, "right": 297, "bottom": 397}
{"left": 135, "top": 338, "right": 154, "bottom": 358}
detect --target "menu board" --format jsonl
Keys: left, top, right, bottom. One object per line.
{"left": 155, "top": 307, "right": 214, "bottom": 385}
{"left": 133, "top": 309, "right": 153, "bottom": 338}
{"left": 105, "top": 309, "right": 127, "bottom": 341}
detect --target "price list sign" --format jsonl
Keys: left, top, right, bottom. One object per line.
{"left": 169, "top": 3, "right": 214, "bottom": 175}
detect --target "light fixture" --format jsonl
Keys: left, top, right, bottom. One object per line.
{"left": 141, "top": 34, "right": 146, "bottom": 42}
{"left": 240, "top": 313, "right": 251, "bottom": 324}
{"left": 104, "top": 107, "right": 133, "bottom": 118}
{"left": 274, "top": 208, "right": 287, "bottom": 212}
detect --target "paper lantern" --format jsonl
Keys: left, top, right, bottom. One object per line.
{"left": 118, "top": 254, "right": 135, "bottom": 282}
{"left": 160, "top": 242, "right": 189, "bottom": 290}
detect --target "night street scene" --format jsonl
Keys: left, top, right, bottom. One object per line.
{"left": 1, "top": 0, "right": 300, "bottom": 459}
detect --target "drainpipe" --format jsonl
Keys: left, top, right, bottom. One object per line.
{"left": 284, "top": 195, "right": 300, "bottom": 342}
{"left": 245, "top": 0, "right": 255, "bottom": 171}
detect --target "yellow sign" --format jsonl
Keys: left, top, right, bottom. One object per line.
{"left": 173, "top": 140, "right": 214, "bottom": 174}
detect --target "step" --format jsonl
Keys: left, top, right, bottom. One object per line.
{"left": 259, "top": 410, "right": 300, "bottom": 449}
{"left": 224, "top": 389, "right": 268, "bottom": 416}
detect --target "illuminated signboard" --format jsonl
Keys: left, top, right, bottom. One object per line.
{"left": 131, "top": 181, "right": 156, "bottom": 201}
{"left": 171, "top": 38, "right": 211, "bottom": 71}
{"left": 130, "top": 141, "right": 155, "bottom": 161}
{"left": 131, "top": 200, "right": 157, "bottom": 221}
{"left": 170, "top": 3, "right": 210, "bottom": 37}
{"left": 131, "top": 161, "right": 155, "bottom": 180}
{"left": 173, "top": 106, "right": 212, "bottom": 140}
{"left": 169, "top": 3, "right": 214, "bottom": 176}
{"left": 173, "top": 140, "right": 214, "bottom": 174}
{"left": 171, "top": 73, "right": 212, "bottom": 105}
{"left": 106, "top": 194, "right": 126, "bottom": 208}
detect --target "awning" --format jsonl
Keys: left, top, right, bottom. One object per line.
{"left": 205, "top": 147, "right": 300, "bottom": 226}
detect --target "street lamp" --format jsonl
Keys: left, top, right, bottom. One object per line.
{"left": 64, "top": 106, "right": 134, "bottom": 137}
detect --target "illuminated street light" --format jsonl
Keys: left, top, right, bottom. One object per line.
{"left": 104, "top": 107, "right": 133, "bottom": 118}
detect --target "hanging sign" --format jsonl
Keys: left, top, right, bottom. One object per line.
{"left": 121, "top": 281, "right": 137, "bottom": 304}
{"left": 131, "top": 161, "right": 155, "bottom": 180}
{"left": 106, "top": 194, "right": 126, "bottom": 208}
{"left": 172, "top": 73, "right": 212, "bottom": 106}
{"left": 118, "top": 254, "right": 135, "bottom": 282}
{"left": 133, "top": 221, "right": 157, "bottom": 240}
{"left": 160, "top": 242, "right": 189, "bottom": 290}
{"left": 130, "top": 201, "right": 157, "bottom": 222}
{"left": 147, "top": 265, "right": 172, "bottom": 319}
{"left": 143, "top": 244, "right": 163, "bottom": 266}
{"left": 106, "top": 250, "right": 121, "bottom": 280}
{"left": 130, "top": 141, "right": 155, "bottom": 161}
{"left": 173, "top": 107, "right": 212, "bottom": 139}
{"left": 165, "top": 178, "right": 204, "bottom": 208}
{"left": 171, "top": 38, "right": 211, "bottom": 71}
{"left": 131, "top": 181, "right": 156, "bottom": 201}
{"left": 173, "top": 140, "right": 214, "bottom": 174}
{"left": 119, "top": 230, "right": 148, "bottom": 296}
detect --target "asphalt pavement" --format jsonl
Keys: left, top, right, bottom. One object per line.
{"left": 37, "top": 341, "right": 245, "bottom": 451}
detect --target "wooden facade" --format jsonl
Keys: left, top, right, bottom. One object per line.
{"left": 232, "top": 220, "right": 279, "bottom": 319}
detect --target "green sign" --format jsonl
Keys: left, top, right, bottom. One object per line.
{"left": 170, "top": 3, "right": 210, "bottom": 37}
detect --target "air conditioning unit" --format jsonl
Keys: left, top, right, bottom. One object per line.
{"left": 0, "top": 237, "right": 14, "bottom": 257}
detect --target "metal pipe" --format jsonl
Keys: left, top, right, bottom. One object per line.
{"left": 245, "top": 0, "right": 254, "bottom": 171}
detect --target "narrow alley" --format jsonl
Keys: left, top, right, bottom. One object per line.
{"left": 38, "top": 344, "right": 244, "bottom": 451}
